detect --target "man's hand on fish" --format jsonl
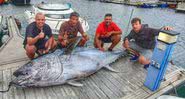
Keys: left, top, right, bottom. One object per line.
{"left": 82, "top": 34, "right": 89, "bottom": 41}
{"left": 61, "top": 39, "right": 69, "bottom": 47}
{"left": 44, "top": 47, "right": 51, "bottom": 54}
{"left": 99, "top": 47, "right": 105, "bottom": 52}
{"left": 123, "top": 38, "right": 130, "bottom": 49}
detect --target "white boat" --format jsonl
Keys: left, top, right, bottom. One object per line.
{"left": 176, "top": 3, "right": 185, "bottom": 12}
{"left": 24, "top": 3, "right": 89, "bottom": 35}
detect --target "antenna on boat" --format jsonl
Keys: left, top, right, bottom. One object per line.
{"left": 124, "top": 9, "right": 134, "bottom": 37}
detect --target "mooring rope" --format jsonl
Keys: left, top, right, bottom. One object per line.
{"left": 0, "top": 82, "right": 12, "bottom": 93}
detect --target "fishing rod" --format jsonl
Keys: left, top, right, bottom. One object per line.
{"left": 124, "top": 9, "right": 134, "bottom": 37}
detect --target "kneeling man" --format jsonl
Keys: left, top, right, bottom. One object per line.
{"left": 94, "top": 13, "right": 122, "bottom": 51}
{"left": 23, "top": 13, "right": 57, "bottom": 59}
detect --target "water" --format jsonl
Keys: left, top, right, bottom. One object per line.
{"left": 0, "top": 0, "right": 185, "bottom": 68}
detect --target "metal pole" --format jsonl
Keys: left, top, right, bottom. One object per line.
{"left": 124, "top": 9, "right": 134, "bottom": 37}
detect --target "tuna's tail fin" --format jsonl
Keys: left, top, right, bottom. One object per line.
{"left": 0, "top": 82, "right": 12, "bottom": 93}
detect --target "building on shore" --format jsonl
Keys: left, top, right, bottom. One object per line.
{"left": 99, "top": 0, "right": 159, "bottom": 4}
{"left": 125, "top": 0, "right": 159, "bottom": 3}
{"left": 176, "top": 2, "right": 185, "bottom": 12}
{"left": 159, "top": 0, "right": 185, "bottom": 2}
{"left": 100, "top": 0, "right": 160, "bottom": 4}
{"left": 99, "top": 0, "right": 185, "bottom": 3}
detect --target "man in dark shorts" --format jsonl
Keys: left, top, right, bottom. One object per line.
{"left": 94, "top": 13, "right": 122, "bottom": 51}
{"left": 58, "top": 12, "right": 89, "bottom": 48}
{"left": 23, "top": 13, "right": 57, "bottom": 59}
{"left": 123, "top": 17, "right": 172, "bottom": 69}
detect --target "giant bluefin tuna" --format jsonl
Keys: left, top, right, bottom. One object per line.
{"left": 10, "top": 47, "right": 125, "bottom": 88}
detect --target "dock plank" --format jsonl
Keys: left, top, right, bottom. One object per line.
{"left": 34, "top": 88, "right": 48, "bottom": 99}
{"left": 70, "top": 85, "right": 89, "bottom": 99}
{"left": 110, "top": 65, "right": 137, "bottom": 92}
{"left": 103, "top": 69, "right": 133, "bottom": 94}
{"left": 114, "top": 58, "right": 142, "bottom": 90}
{"left": 11, "top": 67, "right": 25, "bottom": 99}
{"left": 43, "top": 86, "right": 58, "bottom": 99}
{"left": 90, "top": 74, "right": 117, "bottom": 99}
{"left": 80, "top": 79, "right": 100, "bottom": 99}
{"left": 0, "top": 70, "right": 3, "bottom": 99}
{"left": 95, "top": 71, "right": 122, "bottom": 97}
{"left": 50, "top": 86, "right": 68, "bottom": 99}
{"left": 62, "top": 85, "right": 77, "bottom": 99}
{"left": 110, "top": 71, "right": 134, "bottom": 94}
{"left": 23, "top": 88, "right": 37, "bottom": 99}
{"left": 99, "top": 70, "right": 125, "bottom": 97}
{"left": 86, "top": 77, "right": 108, "bottom": 99}
{"left": 134, "top": 88, "right": 149, "bottom": 99}
{"left": 2, "top": 69, "right": 14, "bottom": 99}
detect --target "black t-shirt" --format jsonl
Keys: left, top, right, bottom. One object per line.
{"left": 124, "top": 24, "right": 160, "bottom": 49}
{"left": 23, "top": 22, "right": 52, "bottom": 46}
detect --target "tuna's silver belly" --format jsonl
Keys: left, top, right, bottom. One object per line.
{"left": 61, "top": 54, "right": 101, "bottom": 81}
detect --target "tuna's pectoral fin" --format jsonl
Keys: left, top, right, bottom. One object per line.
{"left": 67, "top": 80, "right": 83, "bottom": 87}
{"left": 104, "top": 65, "right": 119, "bottom": 73}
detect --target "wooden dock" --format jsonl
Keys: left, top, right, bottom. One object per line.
{"left": 101, "top": 0, "right": 125, "bottom": 4}
{"left": 0, "top": 16, "right": 185, "bottom": 99}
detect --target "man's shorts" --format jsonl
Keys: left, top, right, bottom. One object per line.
{"left": 35, "top": 39, "right": 48, "bottom": 50}
{"left": 24, "top": 39, "right": 48, "bottom": 50}
{"left": 99, "top": 36, "right": 112, "bottom": 43}
{"left": 129, "top": 41, "right": 153, "bottom": 60}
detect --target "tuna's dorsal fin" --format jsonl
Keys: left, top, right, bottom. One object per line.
{"left": 67, "top": 80, "right": 83, "bottom": 87}
{"left": 104, "top": 65, "right": 119, "bottom": 73}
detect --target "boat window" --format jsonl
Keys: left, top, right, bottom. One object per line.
{"left": 45, "top": 14, "right": 70, "bottom": 19}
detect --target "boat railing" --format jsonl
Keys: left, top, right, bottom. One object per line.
{"left": 0, "top": 16, "right": 13, "bottom": 52}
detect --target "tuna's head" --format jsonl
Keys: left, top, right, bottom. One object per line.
{"left": 12, "top": 52, "right": 64, "bottom": 87}
{"left": 13, "top": 61, "right": 34, "bottom": 77}
{"left": 12, "top": 61, "right": 37, "bottom": 87}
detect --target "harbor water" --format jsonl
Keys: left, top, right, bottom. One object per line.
{"left": 0, "top": 0, "right": 185, "bottom": 68}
